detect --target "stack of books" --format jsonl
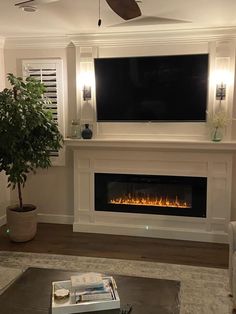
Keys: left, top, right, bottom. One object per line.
{"left": 71, "top": 272, "right": 116, "bottom": 303}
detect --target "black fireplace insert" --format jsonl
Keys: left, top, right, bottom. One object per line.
{"left": 95, "top": 173, "right": 207, "bottom": 217}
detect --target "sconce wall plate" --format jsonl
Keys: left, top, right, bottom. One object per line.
{"left": 216, "top": 83, "right": 226, "bottom": 100}
{"left": 83, "top": 85, "right": 92, "bottom": 101}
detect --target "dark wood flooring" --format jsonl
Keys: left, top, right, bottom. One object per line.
{"left": 0, "top": 223, "right": 228, "bottom": 269}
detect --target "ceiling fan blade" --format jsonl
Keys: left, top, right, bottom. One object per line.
{"left": 106, "top": 0, "right": 141, "bottom": 20}
{"left": 15, "top": 0, "right": 34, "bottom": 6}
{"left": 15, "top": 0, "right": 59, "bottom": 6}
{"left": 110, "top": 16, "right": 190, "bottom": 27}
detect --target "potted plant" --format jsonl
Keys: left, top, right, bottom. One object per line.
{"left": 0, "top": 73, "right": 63, "bottom": 242}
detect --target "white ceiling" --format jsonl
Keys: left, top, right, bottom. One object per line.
{"left": 1, "top": 0, "right": 236, "bottom": 37}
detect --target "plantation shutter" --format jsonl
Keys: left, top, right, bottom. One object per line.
{"left": 22, "top": 59, "right": 65, "bottom": 166}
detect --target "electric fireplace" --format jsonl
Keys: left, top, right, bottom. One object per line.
{"left": 95, "top": 173, "right": 207, "bottom": 217}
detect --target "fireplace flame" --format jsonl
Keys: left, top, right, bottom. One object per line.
{"left": 109, "top": 195, "right": 191, "bottom": 208}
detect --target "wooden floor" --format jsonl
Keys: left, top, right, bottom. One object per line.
{"left": 0, "top": 223, "right": 229, "bottom": 269}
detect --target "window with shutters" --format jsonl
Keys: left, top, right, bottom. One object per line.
{"left": 22, "top": 59, "right": 65, "bottom": 166}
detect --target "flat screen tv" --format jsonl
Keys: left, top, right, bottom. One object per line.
{"left": 94, "top": 54, "right": 209, "bottom": 122}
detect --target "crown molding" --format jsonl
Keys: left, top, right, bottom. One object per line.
{"left": 0, "top": 37, "right": 5, "bottom": 49}
{"left": 71, "top": 26, "right": 236, "bottom": 47}
{"left": 4, "top": 36, "right": 71, "bottom": 49}
{"left": 3, "top": 26, "right": 236, "bottom": 49}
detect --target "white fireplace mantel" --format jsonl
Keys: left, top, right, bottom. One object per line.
{"left": 70, "top": 138, "right": 234, "bottom": 243}
{"left": 65, "top": 138, "right": 236, "bottom": 152}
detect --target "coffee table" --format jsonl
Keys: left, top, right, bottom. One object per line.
{"left": 0, "top": 267, "right": 180, "bottom": 314}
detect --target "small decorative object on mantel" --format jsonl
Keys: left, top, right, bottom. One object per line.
{"left": 208, "top": 107, "right": 229, "bottom": 142}
{"left": 70, "top": 119, "right": 81, "bottom": 139}
{"left": 211, "top": 125, "right": 224, "bottom": 142}
{"left": 81, "top": 123, "right": 93, "bottom": 139}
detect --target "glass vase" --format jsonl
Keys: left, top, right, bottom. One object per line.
{"left": 70, "top": 120, "right": 81, "bottom": 139}
{"left": 211, "top": 126, "right": 223, "bottom": 142}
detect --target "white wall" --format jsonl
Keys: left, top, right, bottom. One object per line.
{"left": 0, "top": 172, "right": 9, "bottom": 225}
{"left": 0, "top": 38, "right": 9, "bottom": 225}
{"left": 232, "top": 156, "right": 236, "bottom": 220}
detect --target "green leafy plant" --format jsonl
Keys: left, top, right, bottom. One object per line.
{"left": 0, "top": 73, "right": 63, "bottom": 211}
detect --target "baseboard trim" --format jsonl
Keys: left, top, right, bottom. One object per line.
{"left": 73, "top": 222, "right": 228, "bottom": 243}
{"left": 38, "top": 214, "right": 73, "bottom": 225}
{"left": 0, "top": 213, "right": 73, "bottom": 226}
{"left": 0, "top": 215, "right": 6, "bottom": 227}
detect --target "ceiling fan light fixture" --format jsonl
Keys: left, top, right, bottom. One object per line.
{"left": 18, "top": 4, "right": 38, "bottom": 12}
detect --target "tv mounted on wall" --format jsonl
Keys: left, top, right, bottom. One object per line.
{"left": 94, "top": 54, "right": 209, "bottom": 122}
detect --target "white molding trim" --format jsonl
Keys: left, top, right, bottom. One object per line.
{"left": 73, "top": 148, "right": 232, "bottom": 243}
{"left": 4, "top": 26, "right": 236, "bottom": 49}
{"left": 4, "top": 36, "right": 71, "bottom": 49}
{"left": 0, "top": 215, "right": 6, "bottom": 227}
{"left": 65, "top": 138, "right": 236, "bottom": 152}
{"left": 0, "top": 213, "right": 73, "bottom": 226}
{"left": 73, "top": 222, "right": 228, "bottom": 243}
{"left": 37, "top": 213, "right": 73, "bottom": 224}
{"left": 0, "top": 37, "right": 5, "bottom": 49}
{"left": 71, "top": 26, "right": 236, "bottom": 47}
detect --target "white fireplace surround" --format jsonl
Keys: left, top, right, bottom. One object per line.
{"left": 69, "top": 139, "right": 234, "bottom": 243}
{"left": 68, "top": 32, "right": 236, "bottom": 243}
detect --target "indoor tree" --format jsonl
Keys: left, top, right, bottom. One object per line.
{"left": 0, "top": 73, "right": 63, "bottom": 211}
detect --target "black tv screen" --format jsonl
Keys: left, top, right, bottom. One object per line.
{"left": 94, "top": 54, "right": 208, "bottom": 122}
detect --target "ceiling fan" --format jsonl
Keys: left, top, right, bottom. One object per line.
{"left": 14, "top": 0, "right": 142, "bottom": 20}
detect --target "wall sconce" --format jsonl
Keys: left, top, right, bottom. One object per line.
{"left": 83, "top": 85, "right": 91, "bottom": 101}
{"left": 216, "top": 82, "right": 226, "bottom": 100}
{"left": 214, "top": 69, "right": 231, "bottom": 101}
{"left": 80, "top": 70, "right": 94, "bottom": 102}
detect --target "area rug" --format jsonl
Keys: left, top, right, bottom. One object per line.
{"left": 0, "top": 251, "right": 232, "bottom": 314}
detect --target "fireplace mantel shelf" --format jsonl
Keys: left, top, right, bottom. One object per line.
{"left": 65, "top": 138, "right": 236, "bottom": 151}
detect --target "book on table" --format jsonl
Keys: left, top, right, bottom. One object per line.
{"left": 71, "top": 272, "right": 104, "bottom": 290}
